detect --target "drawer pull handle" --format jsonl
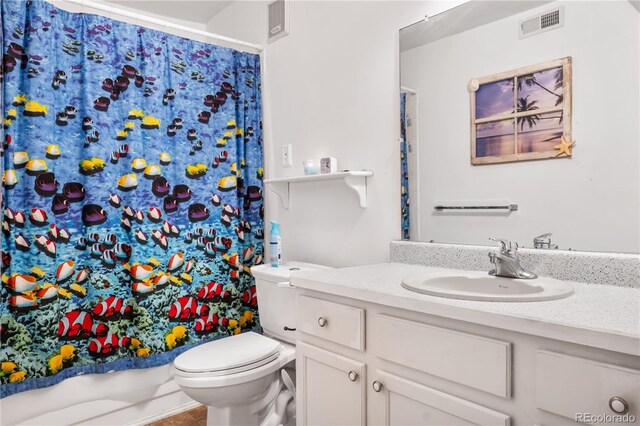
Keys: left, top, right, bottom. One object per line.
{"left": 348, "top": 371, "right": 358, "bottom": 382}
{"left": 317, "top": 317, "right": 327, "bottom": 327}
{"left": 372, "top": 381, "right": 383, "bottom": 392}
{"left": 609, "top": 396, "right": 629, "bottom": 415}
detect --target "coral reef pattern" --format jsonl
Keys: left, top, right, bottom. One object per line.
{"left": 1, "top": 0, "right": 264, "bottom": 397}
{"left": 400, "top": 93, "right": 410, "bottom": 240}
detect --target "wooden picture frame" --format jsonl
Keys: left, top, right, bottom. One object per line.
{"left": 469, "top": 57, "right": 572, "bottom": 165}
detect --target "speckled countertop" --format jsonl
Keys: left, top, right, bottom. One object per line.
{"left": 291, "top": 263, "right": 640, "bottom": 356}
{"left": 390, "top": 241, "right": 640, "bottom": 288}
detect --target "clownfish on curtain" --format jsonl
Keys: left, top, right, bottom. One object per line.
{"left": 0, "top": 0, "right": 264, "bottom": 398}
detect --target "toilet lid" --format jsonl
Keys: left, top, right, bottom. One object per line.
{"left": 174, "top": 332, "right": 280, "bottom": 373}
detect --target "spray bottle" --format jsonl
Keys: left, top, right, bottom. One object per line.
{"left": 270, "top": 221, "right": 282, "bottom": 267}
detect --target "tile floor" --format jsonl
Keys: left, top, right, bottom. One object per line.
{"left": 146, "top": 405, "right": 207, "bottom": 426}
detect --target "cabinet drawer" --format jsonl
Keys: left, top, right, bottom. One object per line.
{"left": 373, "top": 314, "right": 511, "bottom": 398}
{"left": 297, "top": 295, "right": 365, "bottom": 351}
{"left": 536, "top": 350, "right": 640, "bottom": 423}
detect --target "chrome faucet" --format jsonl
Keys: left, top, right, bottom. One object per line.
{"left": 533, "top": 233, "right": 558, "bottom": 250}
{"left": 488, "top": 237, "right": 537, "bottom": 279}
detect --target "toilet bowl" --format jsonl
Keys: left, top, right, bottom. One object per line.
{"left": 174, "top": 332, "right": 295, "bottom": 425}
{"left": 173, "top": 262, "right": 331, "bottom": 426}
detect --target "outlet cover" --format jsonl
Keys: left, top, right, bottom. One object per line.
{"left": 282, "top": 144, "right": 292, "bottom": 167}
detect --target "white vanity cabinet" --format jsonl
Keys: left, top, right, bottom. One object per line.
{"left": 295, "top": 289, "right": 640, "bottom": 426}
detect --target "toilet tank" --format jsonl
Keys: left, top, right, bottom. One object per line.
{"left": 251, "top": 262, "right": 331, "bottom": 344}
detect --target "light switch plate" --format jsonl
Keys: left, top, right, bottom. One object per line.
{"left": 282, "top": 144, "right": 292, "bottom": 167}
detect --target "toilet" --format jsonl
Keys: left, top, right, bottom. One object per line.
{"left": 173, "top": 261, "right": 331, "bottom": 426}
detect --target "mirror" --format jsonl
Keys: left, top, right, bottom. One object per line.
{"left": 399, "top": 1, "right": 639, "bottom": 253}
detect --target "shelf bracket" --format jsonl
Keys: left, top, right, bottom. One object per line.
{"left": 268, "top": 181, "right": 290, "bottom": 209}
{"left": 344, "top": 174, "right": 369, "bottom": 208}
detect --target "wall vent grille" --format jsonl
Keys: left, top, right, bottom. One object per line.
{"left": 268, "top": 0, "right": 289, "bottom": 43}
{"left": 519, "top": 6, "right": 564, "bottom": 39}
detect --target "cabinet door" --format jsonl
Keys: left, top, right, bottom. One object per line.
{"left": 296, "top": 341, "right": 366, "bottom": 426}
{"left": 536, "top": 350, "right": 640, "bottom": 423}
{"left": 369, "top": 370, "right": 511, "bottom": 426}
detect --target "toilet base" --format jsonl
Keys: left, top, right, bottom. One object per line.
{"left": 206, "top": 405, "right": 261, "bottom": 426}
{"left": 203, "top": 373, "right": 281, "bottom": 426}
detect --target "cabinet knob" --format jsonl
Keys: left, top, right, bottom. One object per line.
{"left": 348, "top": 371, "right": 358, "bottom": 382}
{"left": 372, "top": 381, "right": 383, "bottom": 392}
{"left": 609, "top": 396, "right": 629, "bottom": 414}
{"left": 317, "top": 317, "right": 327, "bottom": 327}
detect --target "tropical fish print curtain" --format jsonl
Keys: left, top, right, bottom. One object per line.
{"left": 1, "top": 0, "right": 264, "bottom": 397}
{"left": 400, "top": 93, "right": 410, "bottom": 240}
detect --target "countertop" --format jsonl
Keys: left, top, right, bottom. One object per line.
{"left": 291, "top": 263, "right": 640, "bottom": 356}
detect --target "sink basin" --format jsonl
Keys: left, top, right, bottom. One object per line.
{"left": 402, "top": 270, "right": 574, "bottom": 302}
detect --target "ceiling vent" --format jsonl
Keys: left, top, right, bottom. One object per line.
{"left": 268, "top": 0, "right": 289, "bottom": 43}
{"left": 519, "top": 6, "right": 564, "bottom": 39}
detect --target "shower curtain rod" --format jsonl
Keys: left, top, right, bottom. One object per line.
{"left": 51, "top": 0, "right": 264, "bottom": 53}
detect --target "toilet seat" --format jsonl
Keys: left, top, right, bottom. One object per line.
{"left": 173, "top": 333, "right": 295, "bottom": 388}
{"left": 174, "top": 332, "right": 280, "bottom": 374}
{"left": 176, "top": 351, "right": 280, "bottom": 377}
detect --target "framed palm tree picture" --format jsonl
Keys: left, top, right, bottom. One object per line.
{"left": 469, "top": 57, "right": 572, "bottom": 165}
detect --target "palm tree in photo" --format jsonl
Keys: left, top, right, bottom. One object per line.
{"left": 553, "top": 68, "right": 563, "bottom": 90}
{"left": 520, "top": 72, "right": 562, "bottom": 99}
{"left": 552, "top": 68, "right": 564, "bottom": 108}
{"left": 517, "top": 69, "right": 564, "bottom": 125}
{"left": 517, "top": 96, "right": 540, "bottom": 130}
{"left": 503, "top": 77, "right": 521, "bottom": 92}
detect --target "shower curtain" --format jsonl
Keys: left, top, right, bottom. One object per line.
{"left": 400, "top": 93, "right": 410, "bottom": 240}
{"left": 1, "top": 0, "right": 264, "bottom": 398}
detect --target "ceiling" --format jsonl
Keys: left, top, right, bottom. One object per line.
{"left": 401, "top": 0, "right": 640, "bottom": 52}
{"left": 98, "top": 0, "right": 233, "bottom": 24}
{"left": 400, "top": 1, "right": 553, "bottom": 52}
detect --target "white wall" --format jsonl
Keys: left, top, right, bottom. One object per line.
{"left": 401, "top": 1, "right": 640, "bottom": 253}
{"left": 208, "top": 1, "right": 466, "bottom": 267}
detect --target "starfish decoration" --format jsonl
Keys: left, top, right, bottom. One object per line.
{"left": 554, "top": 135, "right": 575, "bottom": 157}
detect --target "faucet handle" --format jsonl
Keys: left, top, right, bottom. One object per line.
{"left": 534, "top": 233, "right": 553, "bottom": 242}
{"left": 533, "top": 233, "right": 557, "bottom": 249}
{"left": 489, "top": 237, "right": 508, "bottom": 252}
{"left": 489, "top": 237, "right": 515, "bottom": 254}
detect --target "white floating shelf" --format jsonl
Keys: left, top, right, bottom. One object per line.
{"left": 264, "top": 170, "right": 374, "bottom": 209}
